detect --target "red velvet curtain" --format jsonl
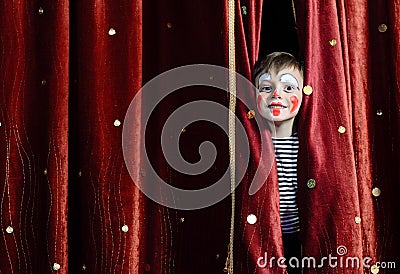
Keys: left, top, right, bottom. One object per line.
{"left": 295, "top": 0, "right": 400, "bottom": 272}
{"left": 1, "top": 0, "right": 399, "bottom": 274}
{"left": 0, "top": 1, "right": 70, "bottom": 272}
{"left": 1, "top": 0, "right": 144, "bottom": 273}
{"left": 236, "top": 0, "right": 400, "bottom": 273}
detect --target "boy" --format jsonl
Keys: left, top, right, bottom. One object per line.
{"left": 253, "top": 52, "right": 304, "bottom": 273}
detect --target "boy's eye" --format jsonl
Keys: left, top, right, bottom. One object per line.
{"left": 260, "top": 86, "right": 273, "bottom": 93}
{"left": 283, "top": 85, "right": 296, "bottom": 92}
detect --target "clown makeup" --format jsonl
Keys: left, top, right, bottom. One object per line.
{"left": 290, "top": 95, "right": 300, "bottom": 113}
{"left": 258, "top": 73, "right": 271, "bottom": 87}
{"left": 255, "top": 67, "right": 303, "bottom": 125}
{"left": 280, "top": 73, "right": 299, "bottom": 89}
{"left": 272, "top": 107, "right": 282, "bottom": 117}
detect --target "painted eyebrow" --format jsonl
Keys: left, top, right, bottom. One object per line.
{"left": 280, "top": 73, "right": 299, "bottom": 87}
{"left": 258, "top": 73, "right": 271, "bottom": 87}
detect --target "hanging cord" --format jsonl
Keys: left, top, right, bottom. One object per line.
{"left": 291, "top": 0, "right": 297, "bottom": 25}
{"left": 224, "top": 0, "right": 236, "bottom": 273}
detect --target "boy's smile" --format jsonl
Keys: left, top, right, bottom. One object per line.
{"left": 256, "top": 67, "right": 303, "bottom": 124}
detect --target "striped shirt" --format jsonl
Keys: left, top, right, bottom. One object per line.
{"left": 272, "top": 133, "right": 300, "bottom": 234}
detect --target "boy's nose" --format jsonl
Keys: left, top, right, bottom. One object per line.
{"left": 272, "top": 89, "right": 280, "bottom": 97}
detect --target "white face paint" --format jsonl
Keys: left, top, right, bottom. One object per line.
{"left": 256, "top": 67, "right": 304, "bottom": 126}
{"left": 258, "top": 73, "right": 271, "bottom": 87}
{"left": 280, "top": 73, "right": 299, "bottom": 88}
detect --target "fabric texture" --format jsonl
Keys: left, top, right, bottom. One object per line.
{"left": 235, "top": 0, "right": 400, "bottom": 273}
{"left": 296, "top": 0, "right": 400, "bottom": 272}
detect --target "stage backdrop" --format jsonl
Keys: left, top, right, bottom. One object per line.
{"left": 0, "top": 0, "right": 399, "bottom": 273}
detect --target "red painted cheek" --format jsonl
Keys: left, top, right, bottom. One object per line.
{"left": 272, "top": 109, "right": 281, "bottom": 116}
{"left": 290, "top": 96, "right": 299, "bottom": 113}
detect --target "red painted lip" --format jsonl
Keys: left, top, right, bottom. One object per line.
{"left": 268, "top": 102, "right": 287, "bottom": 107}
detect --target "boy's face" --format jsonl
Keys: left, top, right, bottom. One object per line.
{"left": 255, "top": 66, "right": 303, "bottom": 124}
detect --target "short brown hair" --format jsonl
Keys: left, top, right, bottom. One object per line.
{"left": 253, "top": 52, "right": 304, "bottom": 87}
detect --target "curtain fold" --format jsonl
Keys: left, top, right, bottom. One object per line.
{"left": 139, "top": 1, "right": 231, "bottom": 273}
{"left": 295, "top": 0, "right": 400, "bottom": 272}
{"left": 70, "top": 0, "right": 143, "bottom": 273}
{"left": 233, "top": 0, "right": 288, "bottom": 273}
{"left": 0, "top": 1, "right": 69, "bottom": 272}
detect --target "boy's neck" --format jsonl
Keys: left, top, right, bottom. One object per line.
{"left": 268, "top": 119, "right": 295, "bottom": 138}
